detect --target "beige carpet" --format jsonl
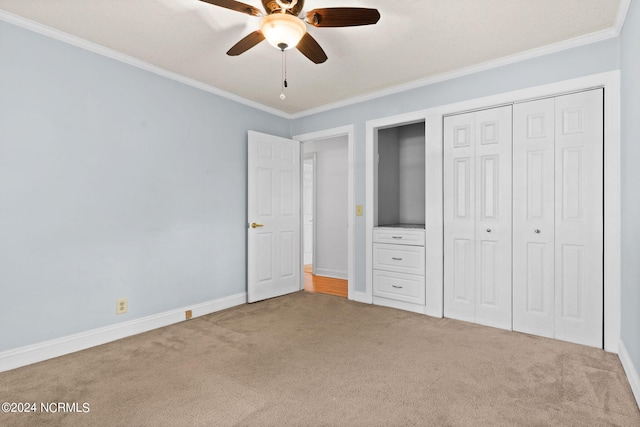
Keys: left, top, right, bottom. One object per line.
{"left": 1, "top": 291, "right": 638, "bottom": 426}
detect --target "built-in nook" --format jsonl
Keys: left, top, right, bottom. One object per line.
{"left": 372, "top": 121, "right": 427, "bottom": 310}
{"left": 375, "top": 122, "right": 426, "bottom": 228}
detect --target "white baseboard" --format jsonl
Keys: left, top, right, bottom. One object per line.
{"left": 314, "top": 268, "right": 348, "bottom": 280}
{"left": 373, "top": 296, "right": 426, "bottom": 315}
{"left": 0, "top": 293, "right": 247, "bottom": 373}
{"left": 618, "top": 339, "right": 640, "bottom": 410}
{"left": 352, "top": 291, "right": 371, "bottom": 304}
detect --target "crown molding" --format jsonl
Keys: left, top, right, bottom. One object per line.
{"left": 291, "top": 0, "right": 631, "bottom": 119}
{"left": 0, "top": 9, "right": 291, "bottom": 119}
{"left": 615, "top": 0, "right": 632, "bottom": 35}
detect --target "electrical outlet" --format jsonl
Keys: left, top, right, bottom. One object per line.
{"left": 116, "top": 298, "right": 128, "bottom": 314}
{"left": 185, "top": 310, "right": 193, "bottom": 320}
{"left": 356, "top": 205, "right": 364, "bottom": 216}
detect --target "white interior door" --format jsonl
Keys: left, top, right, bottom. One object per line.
{"left": 474, "top": 106, "right": 512, "bottom": 330}
{"left": 443, "top": 105, "right": 512, "bottom": 329}
{"left": 553, "top": 89, "right": 603, "bottom": 347}
{"left": 513, "top": 89, "right": 603, "bottom": 347}
{"left": 513, "top": 97, "right": 556, "bottom": 338}
{"left": 247, "top": 131, "right": 300, "bottom": 303}
{"left": 444, "top": 111, "right": 477, "bottom": 323}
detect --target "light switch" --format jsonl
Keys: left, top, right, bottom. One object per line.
{"left": 356, "top": 205, "right": 363, "bottom": 216}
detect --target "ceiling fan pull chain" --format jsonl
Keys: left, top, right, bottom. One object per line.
{"left": 280, "top": 48, "right": 287, "bottom": 100}
{"left": 284, "top": 49, "right": 288, "bottom": 88}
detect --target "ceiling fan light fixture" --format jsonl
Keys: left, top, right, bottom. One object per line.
{"left": 260, "top": 13, "right": 306, "bottom": 50}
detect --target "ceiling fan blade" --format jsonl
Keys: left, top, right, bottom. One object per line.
{"left": 227, "top": 30, "right": 265, "bottom": 56}
{"left": 296, "top": 32, "right": 328, "bottom": 64}
{"left": 306, "top": 8, "right": 380, "bottom": 27}
{"left": 199, "top": 0, "right": 262, "bottom": 17}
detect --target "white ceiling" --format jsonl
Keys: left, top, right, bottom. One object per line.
{"left": 0, "top": 0, "right": 625, "bottom": 116}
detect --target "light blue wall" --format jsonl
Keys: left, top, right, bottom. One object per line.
{"left": 0, "top": 20, "right": 290, "bottom": 351}
{"left": 292, "top": 38, "right": 620, "bottom": 295}
{"left": 621, "top": 0, "right": 640, "bottom": 378}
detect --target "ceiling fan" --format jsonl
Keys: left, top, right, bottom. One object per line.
{"left": 199, "top": 0, "right": 380, "bottom": 64}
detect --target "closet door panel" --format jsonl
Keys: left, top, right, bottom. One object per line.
{"left": 452, "top": 238, "right": 474, "bottom": 304}
{"left": 513, "top": 98, "right": 555, "bottom": 338}
{"left": 554, "top": 89, "right": 603, "bottom": 348}
{"left": 444, "top": 112, "right": 476, "bottom": 323}
{"left": 474, "top": 106, "right": 512, "bottom": 330}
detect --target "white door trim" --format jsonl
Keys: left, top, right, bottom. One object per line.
{"left": 303, "top": 153, "right": 317, "bottom": 272}
{"left": 293, "top": 125, "right": 355, "bottom": 300}
{"left": 365, "top": 70, "right": 621, "bottom": 352}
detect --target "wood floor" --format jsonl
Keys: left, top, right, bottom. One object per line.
{"left": 303, "top": 265, "right": 348, "bottom": 298}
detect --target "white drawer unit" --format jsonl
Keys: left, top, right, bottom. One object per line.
{"left": 372, "top": 226, "right": 426, "bottom": 307}
{"left": 373, "top": 228, "right": 425, "bottom": 246}
{"left": 373, "top": 270, "right": 426, "bottom": 305}
{"left": 373, "top": 243, "right": 425, "bottom": 275}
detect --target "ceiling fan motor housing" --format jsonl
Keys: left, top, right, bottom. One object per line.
{"left": 262, "top": 0, "right": 305, "bottom": 15}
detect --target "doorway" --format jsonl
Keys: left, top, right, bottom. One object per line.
{"left": 294, "top": 125, "right": 355, "bottom": 300}
{"left": 302, "top": 136, "right": 348, "bottom": 298}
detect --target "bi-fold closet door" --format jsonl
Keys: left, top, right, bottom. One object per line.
{"left": 512, "top": 89, "right": 603, "bottom": 348}
{"left": 443, "top": 105, "right": 513, "bottom": 330}
{"left": 444, "top": 89, "right": 604, "bottom": 348}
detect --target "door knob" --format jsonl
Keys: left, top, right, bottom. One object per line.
{"left": 534, "top": 229, "right": 541, "bottom": 234}
{"left": 250, "top": 223, "right": 264, "bottom": 228}
{"left": 486, "top": 228, "right": 492, "bottom": 233}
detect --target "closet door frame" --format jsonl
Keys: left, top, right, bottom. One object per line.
{"left": 365, "top": 71, "right": 620, "bottom": 352}
{"left": 435, "top": 72, "right": 620, "bottom": 352}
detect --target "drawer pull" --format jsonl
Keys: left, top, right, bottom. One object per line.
{"left": 391, "top": 257, "right": 403, "bottom": 261}
{"left": 392, "top": 285, "right": 403, "bottom": 289}
{"left": 391, "top": 236, "right": 403, "bottom": 239}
